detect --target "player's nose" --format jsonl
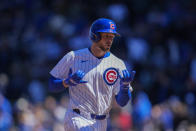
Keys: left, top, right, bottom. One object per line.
{"left": 107, "top": 38, "right": 113, "bottom": 43}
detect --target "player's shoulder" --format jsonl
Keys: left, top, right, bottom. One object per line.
{"left": 73, "top": 48, "right": 88, "bottom": 55}
{"left": 109, "top": 52, "right": 124, "bottom": 64}
{"left": 64, "top": 50, "right": 75, "bottom": 58}
{"left": 70, "top": 48, "right": 88, "bottom": 57}
{"left": 109, "top": 53, "right": 127, "bottom": 69}
{"left": 64, "top": 48, "right": 88, "bottom": 58}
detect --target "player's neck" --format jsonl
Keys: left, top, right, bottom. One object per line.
{"left": 90, "top": 44, "right": 107, "bottom": 58}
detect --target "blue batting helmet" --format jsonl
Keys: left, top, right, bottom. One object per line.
{"left": 89, "top": 18, "right": 120, "bottom": 42}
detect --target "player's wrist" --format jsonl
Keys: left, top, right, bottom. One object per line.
{"left": 120, "top": 81, "right": 130, "bottom": 87}
{"left": 120, "top": 85, "right": 129, "bottom": 92}
{"left": 64, "top": 78, "right": 77, "bottom": 86}
{"left": 62, "top": 79, "right": 70, "bottom": 88}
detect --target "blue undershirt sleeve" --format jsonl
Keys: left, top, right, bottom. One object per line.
{"left": 48, "top": 74, "right": 66, "bottom": 92}
{"left": 115, "top": 87, "right": 131, "bottom": 107}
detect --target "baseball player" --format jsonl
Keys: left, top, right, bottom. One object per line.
{"left": 49, "top": 18, "right": 136, "bottom": 131}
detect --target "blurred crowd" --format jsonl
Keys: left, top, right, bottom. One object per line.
{"left": 0, "top": 0, "right": 195, "bottom": 131}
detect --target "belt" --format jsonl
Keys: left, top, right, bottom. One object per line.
{"left": 73, "top": 109, "right": 106, "bottom": 120}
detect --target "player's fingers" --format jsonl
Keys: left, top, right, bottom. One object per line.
{"left": 119, "top": 73, "right": 123, "bottom": 79}
{"left": 78, "top": 71, "right": 85, "bottom": 77}
{"left": 123, "top": 70, "right": 127, "bottom": 79}
{"left": 81, "top": 72, "right": 85, "bottom": 78}
{"left": 125, "top": 70, "right": 130, "bottom": 82}
{"left": 68, "top": 68, "right": 72, "bottom": 76}
{"left": 131, "top": 70, "right": 136, "bottom": 80}
{"left": 128, "top": 89, "right": 132, "bottom": 99}
{"left": 77, "top": 70, "right": 82, "bottom": 75}
{"left": 80, "top": 80, "right": 88, "bottom": 83}
{"left": 77, "top": 70, "right": 83, "bottom": 77}
{"left": 77, "top": 71, "right": 86, "bottom": 81}
{"left": 126, "top": 70, "right": 130, "bottom": 79}
{"left": 72, "top": 71, "right": 80, "bottom": 81}
{"left": 78, "top": 70, "right": 82, "bottom": 76}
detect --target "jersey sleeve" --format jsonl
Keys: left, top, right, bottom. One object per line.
{"left": 113, "top": 61, "right": 133, "bottom": 95}
{"left": 50, "top": 51, "right": 74, "bottom": 79}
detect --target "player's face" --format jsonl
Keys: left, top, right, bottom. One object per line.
{"left": 98, "top": 33, "right": 115, "bottom": 52}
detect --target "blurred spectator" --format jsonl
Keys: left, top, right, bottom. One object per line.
{"left": 0, "top": 93, "right": 12, "bottom": 131}
{"left": 107, "top": 3, "right": 129, "bottom": 23}
{"left": 190, "top": 56, "right": 196, "bottom": 84}
{"left": 118, "top": 110, "right": 132, "bottom": 131}
{"left": 126, "top": 37, "right": 149, "bottom": 63}
{"left": 28, "top": 80, "right": 46, "bottom": 103}
{"left": 132, "top": 91, "right": 152, "bottom": 130}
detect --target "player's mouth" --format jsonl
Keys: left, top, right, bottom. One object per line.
{"left": 105, "top": 44, "right": 112, "bottom": 51}
{"left": 106, "top": 42, "right": 112, "bottom": 47}
{"left": 106, "top": 44, "right": 111, "bottom": 47}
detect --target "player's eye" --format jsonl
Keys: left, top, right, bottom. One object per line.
{"left": 102, "top": 35, "right": 115, "bottom": 39}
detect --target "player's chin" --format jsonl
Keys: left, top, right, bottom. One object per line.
{"left": 105, "top": 45, "right": 111, "bottom": 50}
{"left": 100, "top": 46, "right": 110, "bottom": 52}
{"left": 107, "top": 47, "right": 111, "bottom": 51}
{"left": 103, "top": 46, "right": 110, "bottom": 51}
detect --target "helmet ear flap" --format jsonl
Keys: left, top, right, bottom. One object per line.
{"left": 90, "top": 32, "right": 101, "bottom": 42}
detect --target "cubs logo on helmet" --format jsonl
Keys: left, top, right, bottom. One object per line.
{"left": 103, "top": 67, "right": 119, "bottom": 85}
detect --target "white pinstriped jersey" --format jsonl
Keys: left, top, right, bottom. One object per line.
{"left": 50, "top": 48, "right": 132, "bottom": 116}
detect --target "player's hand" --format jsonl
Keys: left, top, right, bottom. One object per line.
{"left": 119, "top": 70, "right": 136, "bottom": 89}
{"left": 64, "top": 68, "right": 87, "bottom": 86}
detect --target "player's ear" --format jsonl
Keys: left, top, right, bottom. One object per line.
{"left": 98, "top": 32, "right": 101, "bottom": 40}
{"left": 90, "top": 32, "right": 101, "bottom": 42}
